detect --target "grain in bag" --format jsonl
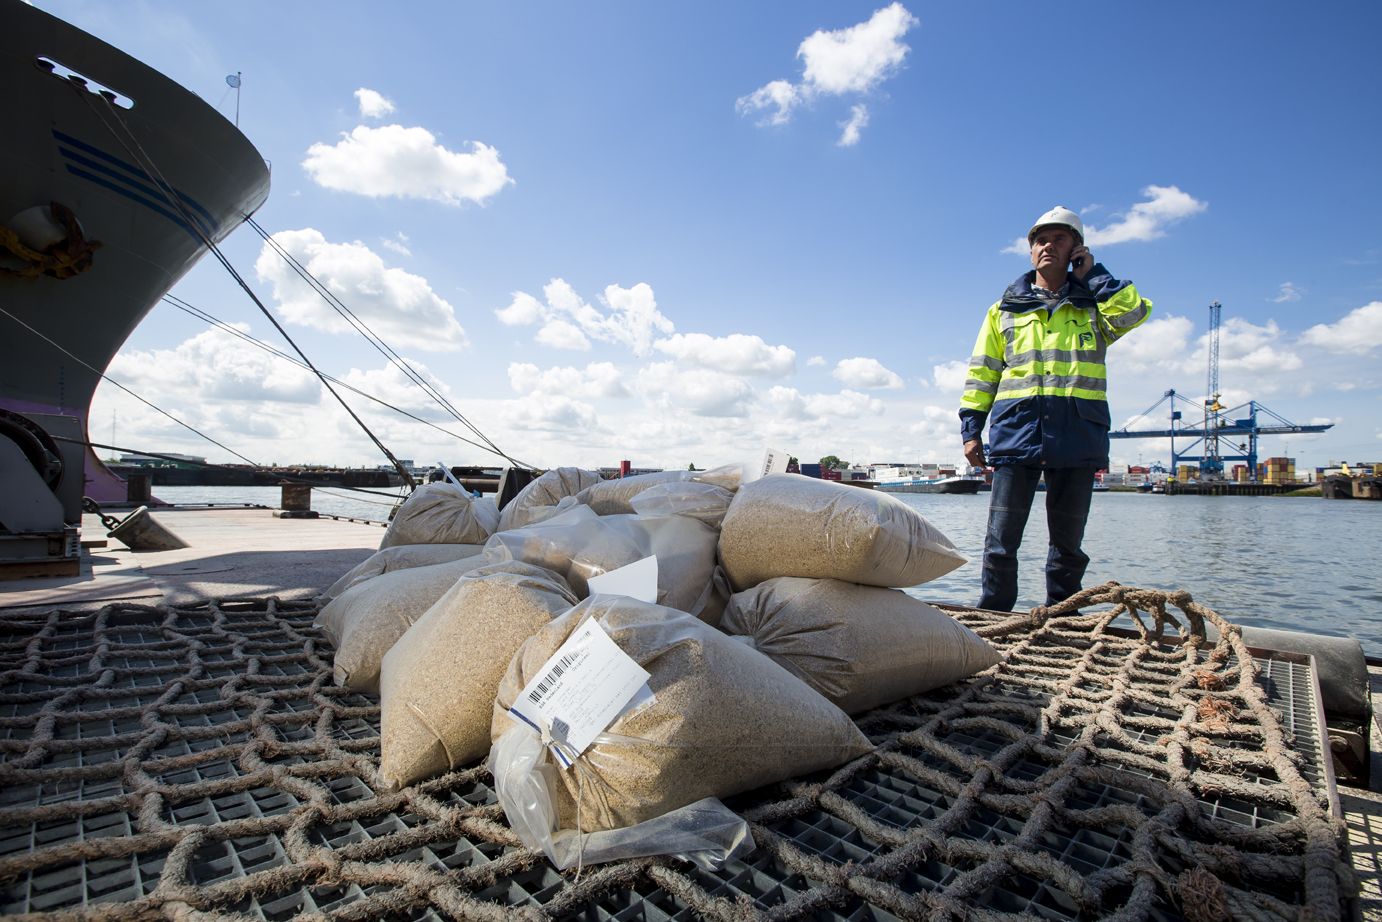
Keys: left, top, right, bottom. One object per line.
{"left": 379, "top": 483, "right": 499, "bottom": 549}
{"left": 718, "top": 474, "right": 967, "bottom": 591}
{"left": 721, "top": 577, "right": 1001, "bottom": 715}
{"left": 575, "top": 470, "right": 691, "bottom": 516}
{"left": 498, "top": 468, "right": 602, "bottom": 532}
{"left": 322, "top": 543, "right": 485, "bottom": 600}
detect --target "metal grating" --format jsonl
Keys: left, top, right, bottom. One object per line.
{"left": 0, "top": 587, "right": 1350, "bottom": 921}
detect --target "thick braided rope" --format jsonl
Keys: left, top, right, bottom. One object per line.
{"left": 0, "top": 584, "right": 1353, "bottom": 921}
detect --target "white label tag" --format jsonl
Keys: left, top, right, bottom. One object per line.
{"left": 508, "top": 619, "right": 652, "bottom": 768}
{"left": 585, "top": 555, "right": 658, "bottom": 603}
{"left": 761, "top": 448, "right": 790, "bottom": 479}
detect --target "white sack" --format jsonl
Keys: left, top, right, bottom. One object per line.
{"left": 379, "top": 484, "right": 499, "bottom": 549}
{"left": 628, "top": 481, "right": 734, "bottom": 528}
{"left": 322, "top": 543, "right": 485, "bottom": 600}
{"left": 499, "top": 468, "right": 603, "bottom": 532}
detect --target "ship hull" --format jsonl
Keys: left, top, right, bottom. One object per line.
{"left": 1, "top": 0, "right": 270, "bottom": 506}
{"left": 876, "top": 478, "right": 984, "bottom": 495}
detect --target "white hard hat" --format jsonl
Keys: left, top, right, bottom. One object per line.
{"left": 1027, "top": 206, "right": 1084, "bottom": 245}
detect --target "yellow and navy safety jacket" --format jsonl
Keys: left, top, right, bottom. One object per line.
{"left": 959, "top": 265, "right": 1151, "bottom": 469}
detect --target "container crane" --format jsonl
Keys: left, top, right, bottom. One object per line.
{"left": 1109, "top": 301, "right": 1333, "bottom": 480}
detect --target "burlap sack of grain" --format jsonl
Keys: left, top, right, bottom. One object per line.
{"left": 497, "top": 468, "right": 603, "bottom": 532}
{"left": 490, "top": 595, "right": 873, "bottom": 832}
{"left": 628, "top": 481, "right": 734, "bottom": 528}
{"left": 720, "top": 578, "right": 1001, "bottom": 715}
{"left": 574, "top": 470, "right": 692, "bottom": 516}
{"left": 322, "top": 543, "right": 486, "bottom": 600}
{"left": 378, "top": 484, "right": 500, "bottom": 550}
{"left": 378, "top": 561, "right": 578, "bottom": 791}
{"left": 483, "top": 505, "right": 721, "bottom": 620}
{"left": 718, "top": 474, "right": 968, "bottom": 591}
{"left": 315, "top": 554, "right": 493, "bottom": 693}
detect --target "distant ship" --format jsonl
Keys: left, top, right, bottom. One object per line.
{"left": 1, "top": 0, "right": 270, "bottom": 574}
{"left": 871, "top": 465, "right": 984, "bottom": 495}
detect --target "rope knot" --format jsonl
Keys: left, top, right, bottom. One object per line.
{"left": 1169, "top": 589, "right": 1193, "bottom": 608}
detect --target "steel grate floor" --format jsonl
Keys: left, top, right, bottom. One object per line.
{"left": 0, "top": 593, "right": 1348, "bottom": 921}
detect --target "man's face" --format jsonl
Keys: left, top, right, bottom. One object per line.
{"left": 1029, "top": 226, "right": 1076, "bottom": 273}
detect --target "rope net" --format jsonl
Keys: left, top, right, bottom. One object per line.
{"left": 0, "top": 583, "right": 1353, "bottom": 921}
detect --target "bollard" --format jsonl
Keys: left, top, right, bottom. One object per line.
{"left": 280, "top": 483, "right": 312, "bottom": 510}
{"left": 126, "top": 472, "right": 152, "bottom": 504}
{"left": 108, "top": 506, "right": 189, "bottom": 550}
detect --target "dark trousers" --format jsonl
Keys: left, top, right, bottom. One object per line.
{"left": 978, "top": 465, "right": 1097, "bottom": 612}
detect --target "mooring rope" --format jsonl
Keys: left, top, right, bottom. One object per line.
{"left": 0, "top": 584, "right": 1354, "bottom": 921}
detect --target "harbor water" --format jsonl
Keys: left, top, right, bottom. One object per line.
{"left": 144, "top": 485, "right": 1382, "bottom": 656}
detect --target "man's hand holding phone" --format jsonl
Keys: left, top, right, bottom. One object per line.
{"left": 1070, "top": 244, "right": 1093, "bottom": 281}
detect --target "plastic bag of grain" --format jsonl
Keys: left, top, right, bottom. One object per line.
{"left": 482, "top": 505, "right": 720, "bottom": 620}
{"left": 628, "top": 481, "right": 734, "bottom": 528}
{"left": 322, "top": 543, "right": 485, "bottom": 600}
{"left": 315, "top": 554, "right": 492, "bottom": 693}
{"left": 720, "top": 577, "right": 1000, "bottom": 715}
{"left": 688, "top": 460, "right": 753, "bottom": 493}
{"left": 575, "top": 470, "right": 692, "bottom": 516}
{"left": 718, "top": 473, "right": 967, "bottom": 591}
{"left": 498, "top": 468, "right": 603, "bottom": 532}
{"left": 490, "top": 595, "right": 872, "bottom": 837}
{"left": 378, "top": 561, "right": 577, "bottom": 791}
{"left": 379, "top": 484, "right": 499, "bottom": 550}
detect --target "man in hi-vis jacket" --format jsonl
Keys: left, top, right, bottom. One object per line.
{"left": 959, "top": 206, "right": 1152, "bottom": 612}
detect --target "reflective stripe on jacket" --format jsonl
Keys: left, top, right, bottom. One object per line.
{"left": 958, "top": 264, "right": 1151, "bottom": 468}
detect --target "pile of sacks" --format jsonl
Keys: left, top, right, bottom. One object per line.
{"left": 315, "top": 464, "right": 998, "bottom": 869}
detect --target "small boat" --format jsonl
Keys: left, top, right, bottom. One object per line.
{"left": 1092, "top": 481, "right": 1110, "bottom": 492}
{"left": 875, "top": 474, "right": 984, "bottom": 495}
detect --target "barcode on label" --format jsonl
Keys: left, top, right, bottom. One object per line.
{"left": 527, "top": 650, "right": 581, "bottom": 704}
{"left": 550, "top": 716, "right": 570, "bottom": 740}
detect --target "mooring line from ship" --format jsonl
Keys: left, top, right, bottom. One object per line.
{"left": 0, "top": 304, "right": 261, "bottom": 468}
{"left": 72, "top": 85, "right": 420, "bottom": 488}
{"left": 162, "top": 294, "right": 538, "bottom": 469}
{"left": 244, "top": 218, "right": 510, "bottom": 463}
{"left": 51, "top": 436, "right": 413, "bottom": 499}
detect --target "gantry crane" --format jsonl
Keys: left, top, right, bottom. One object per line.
{"left": 1109, "top": 301, "right": 1332, "bottom": 479}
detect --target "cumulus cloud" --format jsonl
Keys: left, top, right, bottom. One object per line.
{"left": 495, "top": 279, "right": 675, "bottom": 357}
{"left": 1213, "top": 318, "right": 1303, "bottom": 376}
{"left": 506, "top": 394, "right": 601, "bottom": 432}
{"left": 908, "top": 405, "right": 960, "bottom": 447}
{"left": 767, "top": 386, "right": 883, "bottom": 421}
{"left": 1002, "top": 185, "right": 1207, "bottom": 255}
{"left": 354, "top": 88, "right": 395, "bottom": 119}
{"left": 638, "top": 363, "right": 756, "bottom": 418}
{"left": 380, "top": 231, "right": 410, "bottom": 256}
{"left": 254, "top": 228, "right": 467, "bottom": 351}
{"left": 807, "top": 355, "right": 827, "bottom": 367}
{"left": 341, "top": 359, "right": 454, "bottom": 417}
{"left": 931, "top": 360, "right": 968, "bottom": 392}
{"left": 653, "top": 333, "right": 796, "bottom": 378}
{"left": 1109, "top": 315, "right": 1195, "bottom": 376}
{"left": 507, "top": 362, "right": 631, "bottom": 399}
{"left": 832, "top": 356, "right": 904, "bottom": 389}
{"left": 1272, "top": 282, "right": 1303, "bottom": 303}
{"left": 109, "top": 325, "right": 322, "bottom": 405}
{"left": 1300, "top": 302, "right": 1382, "bottom": 354}
{"left": 837, "top": 104, "right": 869, "bottom": 146}
{"left": 303, "top": 124, "right": 513, "bottom": 206}
{"left": 736, "top": 3, "right": 917, "bottom": 143}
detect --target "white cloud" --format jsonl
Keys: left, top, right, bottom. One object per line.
{"left": 354, "top": 88, "right": 395, "bottom": 119}
{"left": 341, "top": 359, "right": 454, "bottom": 417}
{"left": 736, "top": 2, "right": 917, "bottom": 141}
{"left": 832, "top": 356, "right": 904, "bottom": 389}
{"left": 653, "top": 333, "right": 796, "bottom": 378}
{"left": 1214, "top": 318, "right": 1302, "bottom": 376}
{"left": 302, "top": 124, "right": 513, "bottom": 206}
{"left": 807, "top": 355, "right": 826, "bottom": 367}
{"left": 109, "top": 325, "right": 322, "bottom": 406}
{"left": 767, "top": 386, "right": 883, "bottom": 421}
{"left": 1301, "top": 302, "right": 1382, "bottom": 354}
{"left": 495, "top": 279, "right": 675, "bottom": 357}
{"left": 1272, "top": 282, "right": 1303, "bottom": 303}
{"left": 1000, "top": 236, "right": 1031, "bottom": 256}
{"left": 1083, "top": 185, "right": 1207, "bottom": 246}
{"left": 507, "top": 362, "right": 631, "bottom": 399}
{"left": 254, "top": 228, "right": 467, "bottom": 351}
{"left": 931, "top": 360, "right": 968, "bottom": 392}
{"left": 638, "top": 363, "right": 756, "bottom": 418}
{"left": 380, "top": 231, "right": 410, "bottom": 256}
{"left": 1109, "top": 314, "right": 1194, "bottom": 376}
{"left": 507, "top": 394, "right": 601, "bottom": 432}
{"left": 908, "top": 405, "right": 960, "bottom": 448}
{"left": 837, "top": 104, "right": 869, "bottom": 146}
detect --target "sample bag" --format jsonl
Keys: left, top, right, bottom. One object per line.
{"left": 315, "top": 554, "right": 492, "bottom": 693}
{"left": 379, "top": 484, "right": 499, "bottom": 550}
{"left": 482, "top": 505, "right": 722, "bottom": 619}
{"left": 490, "top": 595, "right": 873, "bottom": 837}
{"left": 378, "top": 561, "right": 578, "bottom": 791}
{"left": 720, "top": 577, "right": 1001, "bottom": 715}
{"left": 322, "top": 543, "right": 485, "bottom": 600}
{"left": 498, "top": 468, "right": 603, "bottom": 532}
{"left": 575, "top": 470, "right": 691, "bottom": 516}
{"left": 718, "top": 474, "right": 968, "bottom": 591}
{"left": 628, "top": 481, "right": 734, "bottom": 528}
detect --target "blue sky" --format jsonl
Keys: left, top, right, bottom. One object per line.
{"left": 43, "top": 0, "right": 1382, "bottom": 471}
